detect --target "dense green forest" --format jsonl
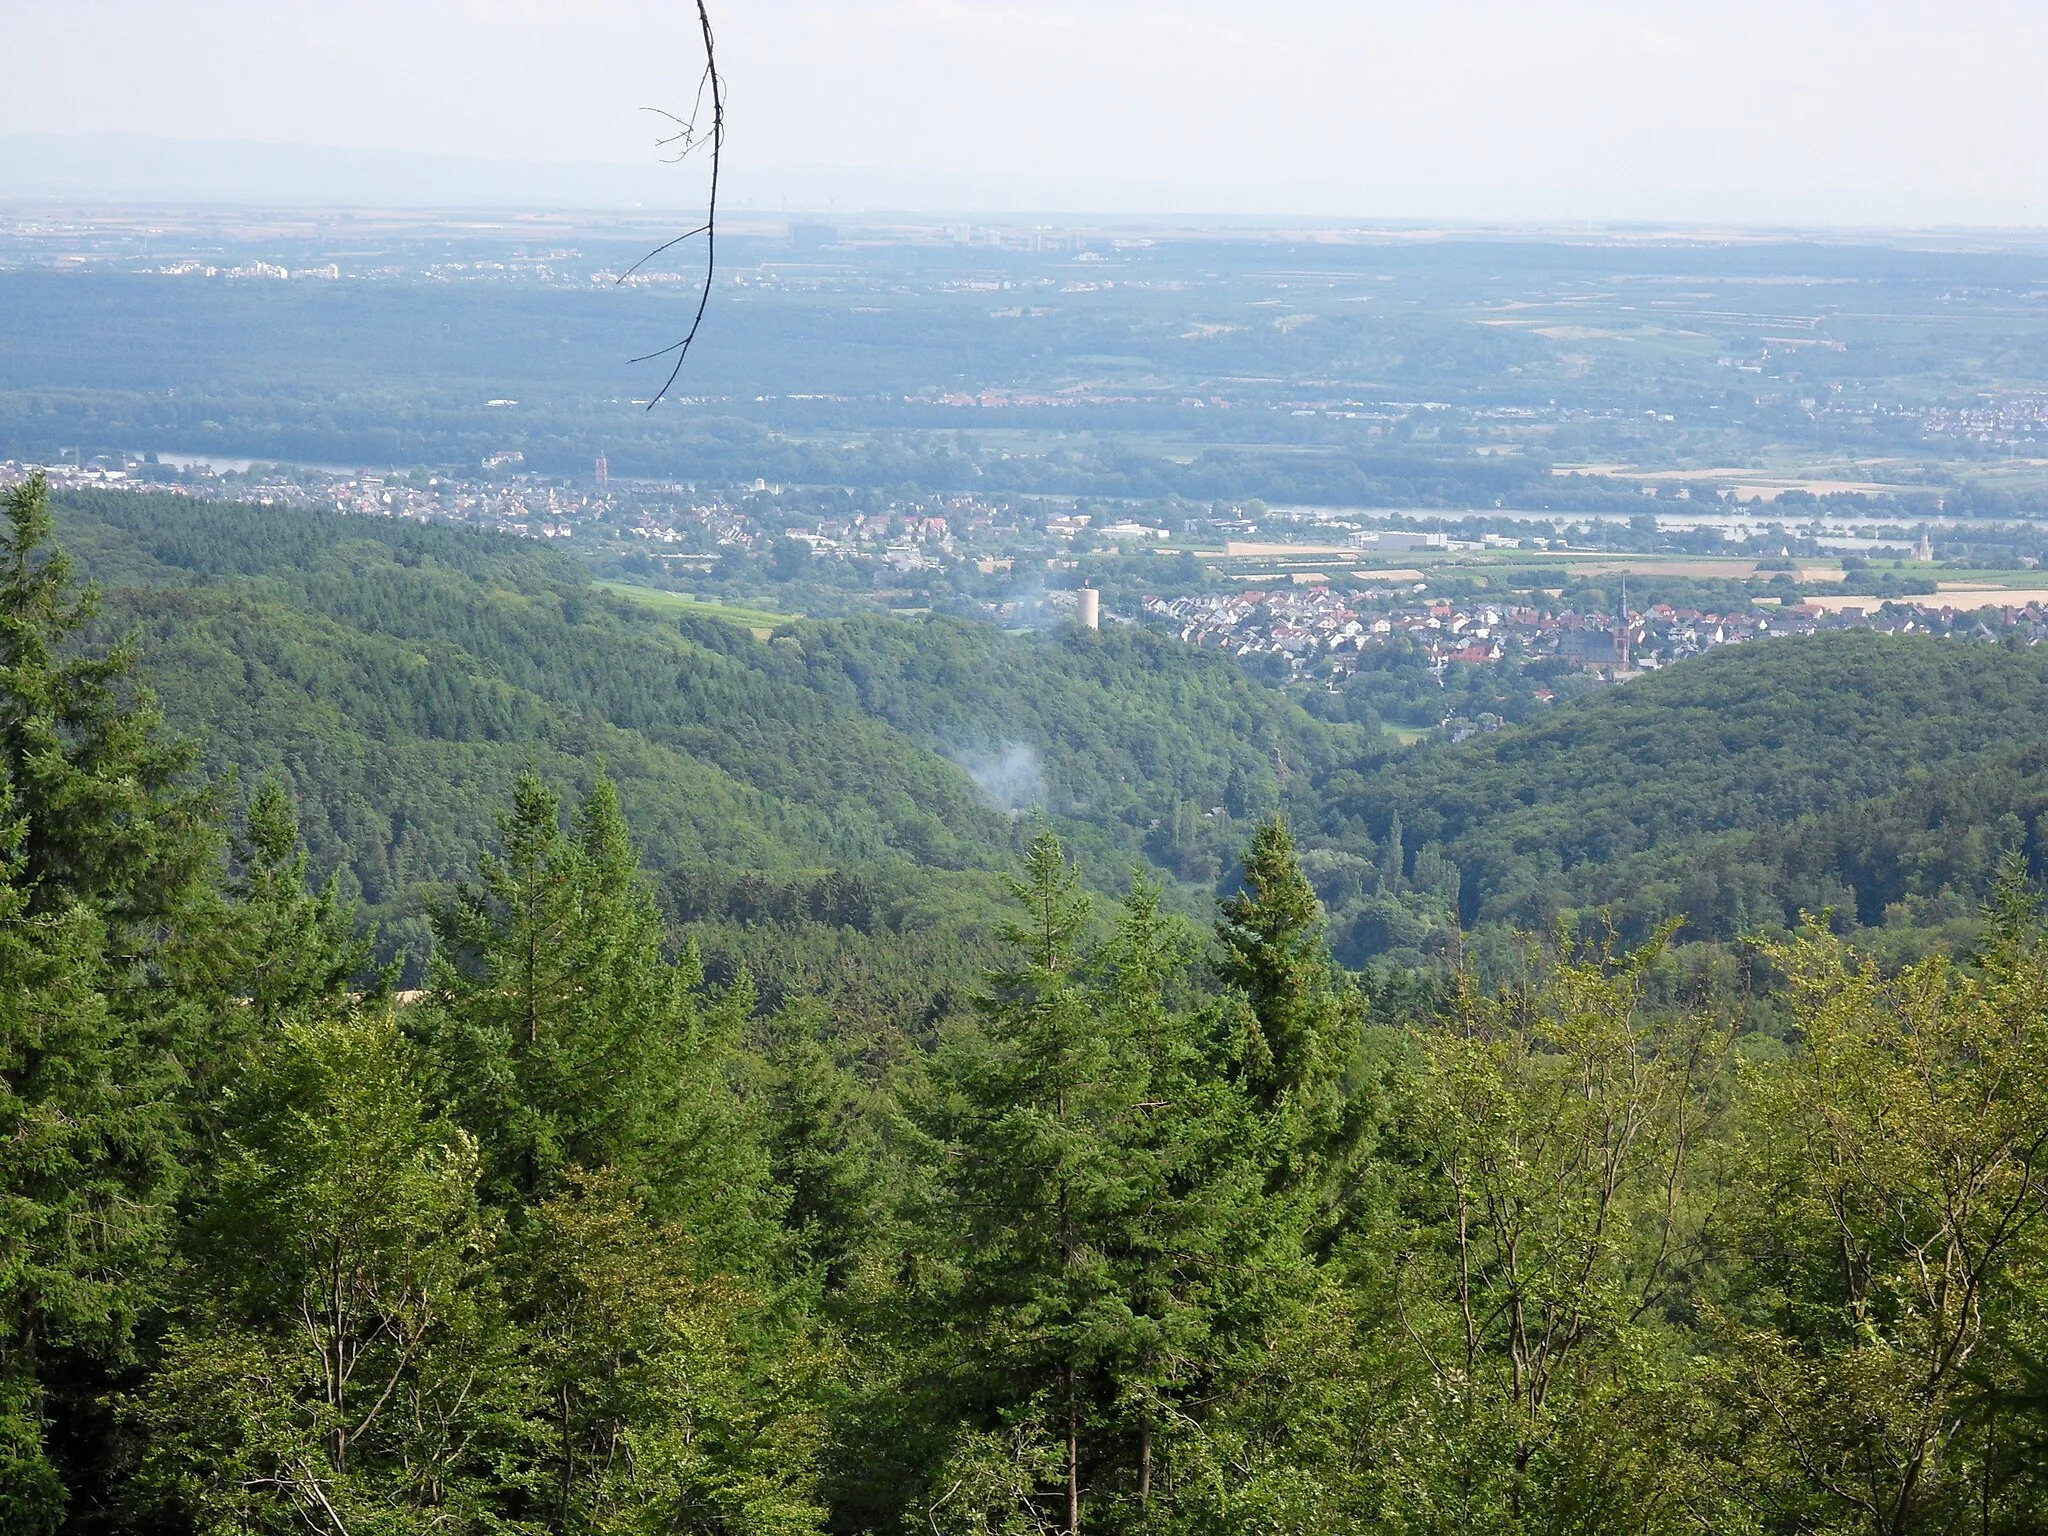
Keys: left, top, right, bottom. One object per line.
{"left": 7, "top": 473, "right": 2048, "bottom": 1533}
{"left": 48, "top": 487, "right": 2048, "bottom": 982}
{"left": 49, "top": 488, "right": 1345, "bottom": 989}
{"left": 1301, "top": 633, "right": 2048, "bottom": 967}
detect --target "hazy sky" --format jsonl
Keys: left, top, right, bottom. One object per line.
{"left": 6, "top": 1, "right": 2046, "bottom": 221}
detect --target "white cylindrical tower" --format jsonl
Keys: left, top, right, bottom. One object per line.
{"left": 1077, "top": 586, "right": 1101, "bottom": 630}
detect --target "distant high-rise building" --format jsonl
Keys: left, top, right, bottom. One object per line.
{"left": 594, "top": 454, "right": 609, "bottom": 488}
{"left": 1077, "top": 586, "right": 1101, "bottom": 630}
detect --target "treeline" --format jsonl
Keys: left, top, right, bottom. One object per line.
{"left": 6, "top": 389, "right": 1686, "bottom": 511}
{"left": 9, "top": 476, "right": 2048, "bottom": 1535}
{"left": 48, "top": 489, "right": 1361, "bottom": 962}
{"left": 1309, "top": 630, "right": 2048, "bottom": 963}
{"left": 55, "top": 488, "right": 2048, "bottom": 981}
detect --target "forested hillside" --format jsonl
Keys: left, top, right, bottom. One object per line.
{"left": 54, "top": 487, "right": 2048, "bottom": 985}
{"left": 7, "top": 472, "right": 2047, "bottom": 1536}
{"left": 54, "top": 489, "right": 1351, "bottom": 973}
{"left": 53, "top": 488, "right": 2048, "bottom": 984}
{"left": 1305, "top": 632, "right": 2048, "bottom": 963}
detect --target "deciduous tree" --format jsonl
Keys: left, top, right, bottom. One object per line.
{"left": 133, "top": 1008, "right": 508, "bottom": 1535}
{"left": 1708, "top": 871, "right": 2048, "bottom": 1534}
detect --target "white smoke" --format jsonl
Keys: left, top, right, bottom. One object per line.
{"left": 955, "top": 742, "right": 1046, "bottom": 813}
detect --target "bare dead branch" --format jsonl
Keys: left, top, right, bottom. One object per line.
{"left": 616, "top": 223, "right": 712, "bottom": 282}
{"left": 627, "top": 2, "right": 723, "bottom": 409}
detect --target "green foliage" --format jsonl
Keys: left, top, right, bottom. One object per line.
{"left": 423, "top": 773, "right": 689, "bottom": 1202}
{"left": 133, "top": 1007, "right": 508, "bottom": 1536}
{"left": 0, "top": 474, "right": 225, "bottom": 1529}
{"left": 0, "top": 816, "right": 147, "bottom": 1535}
{"left": 509, "top": 1168, "right": 828, "bottom": 1536}
{"left": 15, "top": 483, "right": 2048, "bottom": 1535}
{"left": 231, "top": 776, "right": 378, "bottom": 1031}
{"left": 759, "top": 1012, "right": 886, "bottom": 1290}
{"left": 1216, "top": 818, "right": 1357, "bottom": 1124}
{"left": 1703, "top": 870, "right": 2048, "bottom": 1533}
{"left": 1376, "top": 930, "right": 1725, "bottom": 1532}
{"left": 1319, "top": 632, "right": 2048, "bottom": 956}
{"left": 1, "top": 475, "right": 217, "bottom": 927}
{"left": 419, "top": 769, "right": 776, "bottom": 1260}
{"left": 901, "top": 828, "right": 1313, "bottom": 1534}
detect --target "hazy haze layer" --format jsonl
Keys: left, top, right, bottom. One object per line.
{"left": 3, "top": 2, "right": 2045, "bottom": 223}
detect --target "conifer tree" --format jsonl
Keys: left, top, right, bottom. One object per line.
{"left": 419, "top": 774, "right": 817, "bottom": 1533}
{"left": 0, "top": 475, "right": 216, "bottom": 1530}
{"left": 1083, "top": 876, "right": 1310, "bottom": 1526}
{"left": 230, "top": 777, "right": 375, "bottom": 1032}
{"left": 915, "top": 824, "right": 1104, "bottom": 1533}
{"left": 1215, "top": 817, "right": 1358, "bottom": 1150}
{"left": 0, "top": 473, "right": 216, "bottom": 929}
{"left": 761, "top": 1004, "right": 882, "bottom": 1291}
{"left": 0, "top": 795, "right": 144, "bottom": 1534}
{"left": 911, "top": 830, "right": 1305, "bottom": 1535}
{"left": 422, "top": 769, "right": 768, "bottom": 1250}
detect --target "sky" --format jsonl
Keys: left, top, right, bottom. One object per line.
{"left": 5, "top": 0, "right": 2046, "bottom": 223}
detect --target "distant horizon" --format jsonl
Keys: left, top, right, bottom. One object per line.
{"left": 8, "top": 132, "right": 2048, "bottom": 236}
{"left": 10, "top": 2, "right": 2047, "bottom": 233}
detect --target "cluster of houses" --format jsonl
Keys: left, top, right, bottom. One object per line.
{"left": 786, "top": 512, "right": 961, "bottom": 571}
{"left": 1137, "top": 583, "right": 2042, "bottom": 681}
{"left": 1143, "top": 585, "right": 1579, "bottom": 675}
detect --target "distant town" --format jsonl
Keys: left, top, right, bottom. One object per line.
{"left": 15, "top": 447, "right": 2047, "bottom": 749}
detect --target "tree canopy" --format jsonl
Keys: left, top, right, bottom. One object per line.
{"left": 6, "top": 476, "right": 2048, "bottom": 1534}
